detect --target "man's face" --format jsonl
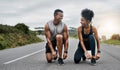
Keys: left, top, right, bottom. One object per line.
{"left": 54, "top": 12, "right": 63, "bottom": 22}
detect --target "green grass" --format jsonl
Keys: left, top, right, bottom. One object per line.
{"left": 0, "top": 24, "right": 43, "bottom": 50}
{"left": 0, "top": 33, "right": 43, "bottom": 50}
{"left": 69, "top": 34, "right": 78, "bottom": 39}
{"left": 103, "top": 39, "right": 120, "bottom": 45}
{"left": 70, "top": 36, "right": 78, "bottom": 39}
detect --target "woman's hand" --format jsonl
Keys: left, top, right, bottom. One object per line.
{"left": 85, "top": 51, "right": 92, "bottom": 59}
{"left": 95, "top": 53, "right": 100, "bottom": 60}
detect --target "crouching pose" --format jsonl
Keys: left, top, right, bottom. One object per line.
{"left": 45, "top": 9, "right": 68, "bottom": 65}
{"left": 74, "top": 8, "right": 101, "bottom": 66}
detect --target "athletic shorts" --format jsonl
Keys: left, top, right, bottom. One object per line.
{"left": 45, "top": 39, "right": 56, "bottom": 53}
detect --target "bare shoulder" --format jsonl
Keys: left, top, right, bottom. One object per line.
{"left": 45, "top": 23, "right": 49, "bottom": 30}
{"left": 45, "top": 23, "right": 48, "bottom": 27}
{"left": 64, "top": 24, "right": 67, "bottom": 28}
{"left": 92, "top": 26, "right": 97, "bottom": 32}
{"left": 64, "top": 24, "right": 69, "bottom": 31}
{"left": 78, "top": 26, "right": 82, "bottom": 32}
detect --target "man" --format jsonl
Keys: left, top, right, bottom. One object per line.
{"left": 44, "top": 9, "right": 68, "bottom": 65}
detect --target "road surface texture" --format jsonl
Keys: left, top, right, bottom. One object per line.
{"left": 0, "top": 35, "right": 120, "bottom": 70}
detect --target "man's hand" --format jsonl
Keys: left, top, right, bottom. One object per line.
{"left": 85, "top": 51, "right": 92, "bottom": 59}
{"left": 63, "top": 53, "right": 67, "bottom": 60}
{"left": 52, "top": 51, "right": 57, "bottom": 58}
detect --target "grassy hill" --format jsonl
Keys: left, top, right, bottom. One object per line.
{"left": 102, "top": 34, "right": 120, "bottom": 45}
{"left": 0, "top": 23, "right": 43, "bottom": 50}
{"left": 103, "top": 39, "right": 120, "bottom": 45}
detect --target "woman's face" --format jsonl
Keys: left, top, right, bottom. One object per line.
{"left": 80, "top": 17, "right": 89, "bottom": 26}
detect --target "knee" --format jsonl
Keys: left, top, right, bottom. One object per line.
{"left": 74, "top": 49, "right": 82, "bottom": 64}
{"left": 46, "top": 53, "right": 52, "bottom": 63}
{"left": 89, "top": 35, "right": 94, "bottom": 39}
{"left": 56, "top": 34, "right": 63, "bottom": 41}
{"left": 89, "top": 35, "right": 96, "bottom": 48}
{"left": 89, "top": 35, "right": 95, "bottom": 42}
{"left": 47, "top": 60, "right": 52, "bottom": 63}
{"left": 47, "top": 58, "right": 52, "bottom": 63}
{"left": 74, "top": 58, "right": 81, "bottom": 64}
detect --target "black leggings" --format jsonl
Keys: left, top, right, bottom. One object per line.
{"left": 74, "top": 35, "right": 96, "bottom": 63}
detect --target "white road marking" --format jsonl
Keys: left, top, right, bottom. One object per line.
{"left": 4, "top": 49, "right": 45, "bottom": 64}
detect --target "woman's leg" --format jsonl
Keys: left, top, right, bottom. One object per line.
{"left": 74, "top": 42, "right": 84, "bottom": 63}
{"left": 88, "top": 35, "right": 96, "bottom": 64}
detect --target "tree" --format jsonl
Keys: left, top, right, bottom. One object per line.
{"left": 111, "top": 34, "right": 120, "bottom": 40}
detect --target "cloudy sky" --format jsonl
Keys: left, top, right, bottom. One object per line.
{"left": 0, "top": 0, "right": 120, "bottom": 38}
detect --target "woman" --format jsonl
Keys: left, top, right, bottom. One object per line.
{"left": 74, "top": 8, "right": 101, "bottom": 65}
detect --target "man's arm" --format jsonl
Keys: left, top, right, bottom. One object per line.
{"left": 63, "top": 24, "right": 68, "bottom": 59}
{"left": 45, "top": 23, "right": 55, "bottom": 53}
{"left": 63, "top": 24, "right": 68, "bottom": 52}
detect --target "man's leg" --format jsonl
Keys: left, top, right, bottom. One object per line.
{"left": 74, "top": 42, "right": 84, "bottom": 63}
{"left": 88, "top": 35, "right": 96, "bottom": 65}
{"left": 56, "top": 34, "right": 63, "bottom": 58}
{"left": 56, "top": 34, "right": 64, "bottom": 64}
{"left": 45, "top": 43, "right": 52, "bottom": 63}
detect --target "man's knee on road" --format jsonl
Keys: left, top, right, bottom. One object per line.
{"left": 46, "top": 53, "right": 52, "bottom": 63}
{"left": 47, "top": 60, "right": 52, "bottom": 63}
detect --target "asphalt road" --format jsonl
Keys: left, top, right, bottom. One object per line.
{"left": 0, "top": 35, "right": 120, "bottom": 70}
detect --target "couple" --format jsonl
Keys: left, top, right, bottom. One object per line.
{"left": 44, "top": 9, "right": 101, "bottom": 65}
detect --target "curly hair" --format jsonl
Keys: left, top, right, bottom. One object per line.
{"left": 81, "top": 8, "right": 94, "bottom": 22}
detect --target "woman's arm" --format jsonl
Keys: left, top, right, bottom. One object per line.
{"left": 78, "top": 26, "right": 87, "bottom": 52}
{"left": 92, "top": 26, "right": 100, "bottom": 53}
{"left": 78, "top": 26, "right": 92, "bottom": 59}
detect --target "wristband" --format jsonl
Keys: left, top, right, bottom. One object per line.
{"left": 64, "top": 51, "right": 68, "bottom": 53}
{"left": 97, "top": 50, "right": 101, "bottom": 53}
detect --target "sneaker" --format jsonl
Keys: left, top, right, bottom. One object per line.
{"left": 58, "top": 58, "right": 64, "bottom": 65}
{"left": 53, "top": 56, "right": 57, "bottom": 60}
{"left": 91, "top": 58, "right": 96, "bottom": 66}
{"left": 91, "top": 63, "right": 96, "bottom": 66}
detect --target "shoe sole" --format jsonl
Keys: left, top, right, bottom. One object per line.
{"left": 58, "top": 63, "right": 65, "bottom": 65}
{"left": 91, "top": 63, "right": 97, "bottom": 66}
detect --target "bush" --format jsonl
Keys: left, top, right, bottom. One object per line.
{"left": 0, "top": 24, "right": 21, "bottom": 34}
{"left": 0, "top": 24, "right": 43, "bottom": 50}
{"left": 111, "top": 34, "right": 120, "bottom": 40}
{"left": 0, "top": 41, "right": 8, "bottom": 50}
{"left": 14, "top": 23, "right": 29, "bottom": 34}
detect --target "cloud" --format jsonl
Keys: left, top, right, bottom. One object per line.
{"left": 0, "top": 0, "right": 120, "bottom": 29}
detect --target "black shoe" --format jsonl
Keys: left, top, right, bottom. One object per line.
{"left": 91, "top": 62, "right": 96, "bottom": 66}
{"left": 58, "top": 58, "right": 64, "bottom": 65}
{"left": 91, "top": 58, "right": 96, "bottom": 66}
{"left": 53, "top": 56, "right": 57, "bottom": 60}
